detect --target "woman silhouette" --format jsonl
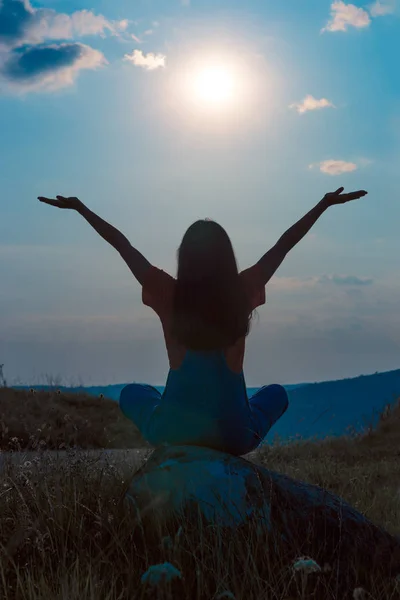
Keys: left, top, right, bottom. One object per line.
{"left": 38, "top": 186, "right": 367, "bottom": 455}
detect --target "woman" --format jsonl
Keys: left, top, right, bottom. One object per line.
{"left": 38, "top": 186, "right": 367, "bottom": 455}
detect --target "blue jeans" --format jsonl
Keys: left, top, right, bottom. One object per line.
{"left": 119, "top": 382, "right": 289, "bottom": 456}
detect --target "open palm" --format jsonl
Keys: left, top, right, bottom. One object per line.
{"left": 38, "top": 195, "right": 82, "bottom": 210}
{"left": 324, "top": 187, "right": 368, "bottom": 206}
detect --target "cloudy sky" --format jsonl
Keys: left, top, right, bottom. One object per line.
{"left": 1, "top": 0, "right": 399, "bottom": 387}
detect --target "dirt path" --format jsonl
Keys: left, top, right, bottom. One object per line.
{"left": 0, "top": 447, "right": 261, "bottom": 479}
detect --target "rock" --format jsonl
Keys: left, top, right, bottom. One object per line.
{"left": 126, "top": 445, "right": 400, "bottom": 578}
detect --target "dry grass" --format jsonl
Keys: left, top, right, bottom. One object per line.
{"left": 252, "top": 397, "right": 400, "bottom": 537}
{"left": 1, "top": 391, "right": 400, "bottom": 598}
{"left": 0, "top": 388, "right": 149, "bottom": 450}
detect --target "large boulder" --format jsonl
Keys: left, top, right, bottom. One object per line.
{"left": 126, "top": 445, "right": 400, "bottom": 578}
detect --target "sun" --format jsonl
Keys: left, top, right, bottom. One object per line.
{"left": 176, "top": 58, "right": 241, "bottom": 112}
{"left": 168, "top": 50, "right": 270, "bottom": 123}
{"left": 192, "top": 65, "right": 236, "bottom": 106}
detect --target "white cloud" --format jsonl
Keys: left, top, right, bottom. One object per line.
{"left": 323, "top": 1, "right": 371, "bottom": 32}
{"left": 118, "top": 19, "right": 129, "bottom": 31}
{"left": 124, "top": 49, "right": 166, "bottom": 70}
{"left": 290, "top": 95, "right": 335, "bottom": 114}
{"left": 0, "top": 1, "right": 128, "bottom": 49}
{"left": 37, "top": 10, "right": 126, "bottom": 40}
{"left": 309, "top": 160, "right": 358, "bottom": 175}
{"left": 369, "top": 0, "right": 396, "bottom": 16}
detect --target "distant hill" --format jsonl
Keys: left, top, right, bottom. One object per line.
{"left": 11, "top": 368, "right": 400, "bottom": 444}
{"left": 11, "top": 381, "right": 311, "bottom": 401}
{"left": 269, "top": 368, "right": 400, "bottom": 443}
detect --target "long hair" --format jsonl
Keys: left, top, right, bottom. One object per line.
{"left": 171, "top": 219, "right": 254, "bottom": 351}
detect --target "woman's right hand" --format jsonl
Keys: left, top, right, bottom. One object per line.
{"left": 38, "top": 195, "right": 83, "bottom": 211}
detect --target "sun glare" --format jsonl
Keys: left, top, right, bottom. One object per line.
{"left": 167, "top": 48, "right": 274, "bottom": 125}
{"left": 192, "top": 65, "right": 236, "bottom": 106}
{"left": 174, "top": 56, "right": 245, "bottom": 115}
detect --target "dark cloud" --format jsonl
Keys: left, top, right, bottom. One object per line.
{"left": 318, "top": 274, "right": 374, "bottom": 286}
{"left": 0, "top": 0, "right": 34, "bottom": 47}
{"left": 0, "top": 41, "right": 104, "bottom": 90}
{"left": 0, "top": 0, "right": 121, "bottom": 92}
{"left": 2, "top": 43, "right": 82, "bottom": 80}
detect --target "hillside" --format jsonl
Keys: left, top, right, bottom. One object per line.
{"left": 0, "top": 387, "right": 149, "bottom": 451}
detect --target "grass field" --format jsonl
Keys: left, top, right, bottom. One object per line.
{"left": 1, "top": 388, "right": 400, "bottom": 599}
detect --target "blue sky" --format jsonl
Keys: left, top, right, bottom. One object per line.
{"left": 1, "top": 0, "right": 399, "bottom": 386}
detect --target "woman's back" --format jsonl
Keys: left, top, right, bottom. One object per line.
{"left": 141, "top": 262, "right": 266, "bottom": 376}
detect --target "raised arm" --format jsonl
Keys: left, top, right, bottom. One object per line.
{"left": 256, "top": 187, "right": 368, "bottom": 286}
{"left": 37, "top": 195, "right": 151, "bottom": 285}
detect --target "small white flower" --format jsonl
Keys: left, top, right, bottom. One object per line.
{"left": 293, "top": 557, "right": 321, "bottom": 574}
{"left": 141, "top": 562, "right": 182, "bottom": 586}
